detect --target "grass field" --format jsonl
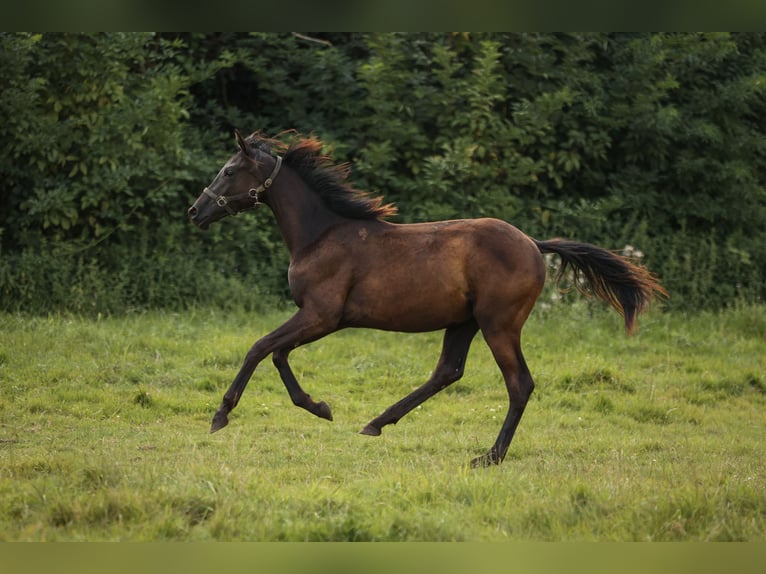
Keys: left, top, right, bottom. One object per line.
{"left": 0, "top": 302, "right": 764, "bottom": 541}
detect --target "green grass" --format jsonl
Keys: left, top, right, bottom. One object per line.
{"left": 0, "top": 303, "right": 764, "bottom": 541}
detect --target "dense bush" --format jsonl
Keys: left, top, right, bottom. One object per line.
{"left": 1, "top": 32, "right": 764, "bottom": 314}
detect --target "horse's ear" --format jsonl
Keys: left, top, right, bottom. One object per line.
{"left": 235, "top": 129, "right": 251, "bottom": 157}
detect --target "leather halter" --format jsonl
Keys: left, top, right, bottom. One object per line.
{"left": 197, "top": 155, "right": 282, "bottom": 216}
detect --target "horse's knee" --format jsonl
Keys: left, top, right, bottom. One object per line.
{"left": 272, "top": 348, "right": 289, "bottom": 369}
{"left": 433, "top": 363, "right": 465, "bottom": 391}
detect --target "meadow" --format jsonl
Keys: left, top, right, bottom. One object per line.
{"left": 0, "top": 302, "right": 764, "bottom": 541}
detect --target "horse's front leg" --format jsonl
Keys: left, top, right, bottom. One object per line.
{"left": 272, "top": 347, "right": 333, "bottom": 421}
{"left": 210, "top": 309, "right": 336, "bottom": 433}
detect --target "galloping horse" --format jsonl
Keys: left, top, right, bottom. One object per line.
{"left": 188, "top": 130, "right": 666, "bottom": 467}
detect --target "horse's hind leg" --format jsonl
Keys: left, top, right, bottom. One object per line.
{"left": 273, "top": 347, "right": 333, "bottom": 421}
{"left": 471, "top": 326, "right": 535, "bottom": 468}
{"left": 360, "top": 319, "right": 479, "bottom": 436}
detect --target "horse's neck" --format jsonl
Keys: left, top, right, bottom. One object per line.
{"left": 265, "top": 170, "right": 344, "bottom": 256}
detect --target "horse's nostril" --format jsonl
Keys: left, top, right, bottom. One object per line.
{"left": 188, "top": 206, "right": 197, "bottom": 218}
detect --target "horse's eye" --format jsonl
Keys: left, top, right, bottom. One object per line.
{"left": 224, "top": 167, "right": 235, "bottom": 177}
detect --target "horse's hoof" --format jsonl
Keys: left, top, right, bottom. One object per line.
{"left": 316, "top": 401, "right": 333, "bottom": 422}
{"left": 359, "top": 423, "right": 381, "bottom": 436}
{"left": 210, "top": 410, "right": 229, "bottom": 433}
{"left": 470, "top": 452, "right": 499, "bottom": 468}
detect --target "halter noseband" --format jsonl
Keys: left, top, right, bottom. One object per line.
{"left": 198, "top": 155, "right": 283, "bottom": 216}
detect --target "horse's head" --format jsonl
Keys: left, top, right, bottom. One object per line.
{"left": 188, "top": 129, "right": 282, "bottom": 229}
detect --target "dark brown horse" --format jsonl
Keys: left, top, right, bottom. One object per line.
{"left": 188, "top": 130, "right": 666, "bottom": 467}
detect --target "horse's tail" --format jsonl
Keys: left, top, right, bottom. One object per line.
{"left": 534, "top": 238, "right": 667, "bottom": 334}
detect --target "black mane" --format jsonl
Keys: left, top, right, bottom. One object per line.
{"left": 248, "top": 133, "right": 397, "bottom": 221}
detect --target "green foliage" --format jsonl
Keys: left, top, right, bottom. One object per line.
{"left": 2, "top": 34, "right": 193, "bottom": 239}
{"left": 1, "top": 33, "right": 765, "bottom": 314}
{"left": 0, "top": 33, "right": 282, "bottom": 313}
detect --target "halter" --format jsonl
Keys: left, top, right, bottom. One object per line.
{"left": 197, "top": 155, "right": 283, "bottom": 216}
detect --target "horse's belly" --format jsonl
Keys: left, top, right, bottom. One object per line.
{"left": 341, "top": 274, "right": 472, "bottom": 332}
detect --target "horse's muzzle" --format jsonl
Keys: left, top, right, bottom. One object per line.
{"left": 187, "top": 204, "right": 210, "bottom": 230}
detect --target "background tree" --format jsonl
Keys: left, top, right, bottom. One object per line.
{"left": 1, "top": 32, "right": 764, "bottom": 314}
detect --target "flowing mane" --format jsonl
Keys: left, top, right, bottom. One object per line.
{"left": 248, "top": 133, "right": 397, "bottom": 221}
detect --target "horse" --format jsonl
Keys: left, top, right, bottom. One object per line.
{"left": 188, "top": 130, "right": 666, "bottom": 467}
